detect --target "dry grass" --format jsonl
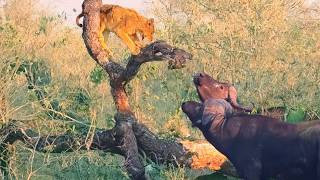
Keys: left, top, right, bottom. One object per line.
{"left": 153, "top": 0, "right": 320, "bottom": 118}
{"left": 1, "top": 0, "right": 320, "bottom": 178}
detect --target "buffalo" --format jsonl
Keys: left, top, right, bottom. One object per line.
{"left": 193, "top": 72, "right": 252, "bottom": 113}
{"left": 182, "top": 73, "right": 320, "bottom": 180}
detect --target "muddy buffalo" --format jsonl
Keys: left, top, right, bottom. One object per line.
{"left": 193, "top": 72, "right": 288, "bottom": 120}
{"left": 182, "top": 73, "right": 320, "bottom": 180}
{"left": 193, "top": 72, "right": 252, "bottom": 113}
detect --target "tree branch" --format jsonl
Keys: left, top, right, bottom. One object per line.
{"left": 1, "top": 0, "right": 238, "bottom": 179}
{"left": 81, "top": 0, "right": 111, "bottom": 66}
{"left": 103, "top": 41, "right": 192, "bottom": 112}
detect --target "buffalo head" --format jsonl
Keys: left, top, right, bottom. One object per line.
{"left": 193, "top": 73, "right": 251, "bottom": 113}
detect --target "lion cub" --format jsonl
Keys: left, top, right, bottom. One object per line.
{"left": 76, "top": 4, "right": 154, "bottom": 55}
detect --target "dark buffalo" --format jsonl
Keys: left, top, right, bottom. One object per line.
{"left": 182, "top": 75, "right": 320, "bottom": 179}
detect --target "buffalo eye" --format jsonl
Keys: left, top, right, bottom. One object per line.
{"left": 220, "top": 85, "right": 224, "bottom": 90}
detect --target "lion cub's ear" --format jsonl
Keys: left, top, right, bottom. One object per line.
{"left": 148, "top": 18, "right": 154, "bottom": 26}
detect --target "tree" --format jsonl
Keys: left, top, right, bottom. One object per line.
{"left": 0, "top": 0, "right": 237, "bottom": 179}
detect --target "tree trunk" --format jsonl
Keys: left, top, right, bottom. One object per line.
{"left": 0, "top": 0, "right": 238, "bottom": 179}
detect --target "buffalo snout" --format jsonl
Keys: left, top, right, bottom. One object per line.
{"left": 193, "top": 72, "right": 232, "bottom": 102}
{"left": 193, "top": 72, "right": 217, "bottom": 87}
{"left": 181, "top": 101, "right": 203, "bottom": 127}
{"left": 193, "top": 72, "right": 251, "bottom": 113}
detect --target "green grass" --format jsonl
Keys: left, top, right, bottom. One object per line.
{"left": 9, "top": 146, "right": 129, "bottom": 180}
{"left": 1, "top": 0, "right": 320, "bottom": 179}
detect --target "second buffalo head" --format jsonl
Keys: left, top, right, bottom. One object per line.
{"left": 193, "top": 73, "right": 251, "bottom": 113}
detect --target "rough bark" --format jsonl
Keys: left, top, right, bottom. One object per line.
{"left": 80, "top": 3, "right": 235, "bottom": 174}
{"left": 0, "top": 0, "right": 238, "bottom": 179}
{"left": 0, "top": 121, "right": 237, "bottom": 175}
{"left": 81, "top": 0, "right": 110, "bottom": 66}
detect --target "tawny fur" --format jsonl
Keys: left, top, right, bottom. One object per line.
{"left": 76, "top": 4, "right": 154, "bottom": 55}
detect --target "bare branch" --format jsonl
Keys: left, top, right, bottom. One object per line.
{"left": 81, "top": 0, "right": 111, "bottom": 66}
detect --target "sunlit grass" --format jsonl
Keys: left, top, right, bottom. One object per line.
{"left": 1, "top": 0, "right": 320, "bottom": 178}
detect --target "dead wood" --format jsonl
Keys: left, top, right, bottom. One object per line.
{"left": 0, "top": 0, "right": 238, "bottom": 179}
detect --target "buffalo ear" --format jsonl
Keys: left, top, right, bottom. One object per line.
{"left": 227, "top": 86, "right": 253, "bottom": 113}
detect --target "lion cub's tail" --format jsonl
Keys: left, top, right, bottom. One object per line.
{"left": 76, "top": 5, "right": 113, "bottom": 28}
{"left": 76, "top": 12, "right": 84, "bottom": 27}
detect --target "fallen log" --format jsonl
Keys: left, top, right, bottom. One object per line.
{"left": 181, "top": 140, "right": 236, "bottom": 175}
{"left": 0, "top": 0, "right": 238, "bottom": 179}
{"left": 0, "top": 120, "right": 237, "bottom": 177}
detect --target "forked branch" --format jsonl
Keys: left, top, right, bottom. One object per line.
{"left": 0, "top": 0, "right": 238, "bottom": 179}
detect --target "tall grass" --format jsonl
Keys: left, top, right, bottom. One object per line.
{"left": 0, "top": 0, "right": 126, "bottom": 178}
{"left": 152, "top": 0, "right": 320, "bottom": 119}
{"left": 1, "top": 0, "right": 320, "bottom": 179}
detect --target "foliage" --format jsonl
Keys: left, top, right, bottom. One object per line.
{"left": 286, "top": 108, "right": 306, "bottom": 123}
{"left": 0, "top": 0, "right": 320, "bottom": 179}
{"left": 152, "top": 0, "right": 320, "bottom": 120}
{"left": 90, "top": 65, "right": 107, "bottom": 85}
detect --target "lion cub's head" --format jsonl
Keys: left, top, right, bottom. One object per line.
{"left": 141, "top": 18, "right": 154, "bottom": 42}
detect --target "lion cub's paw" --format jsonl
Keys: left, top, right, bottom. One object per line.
{"left": 135, "top": 42, "right": 144, "bottom": 49}
{"left": 131, "top": 47, "right": 141, "bottom": 55}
